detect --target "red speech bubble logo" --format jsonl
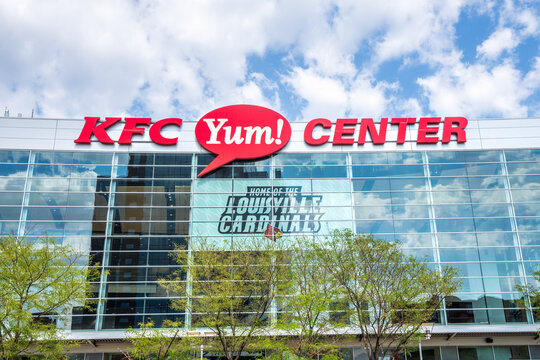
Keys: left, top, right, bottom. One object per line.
{"left": 195, "top": 105, "right": 291, "bottom": 177}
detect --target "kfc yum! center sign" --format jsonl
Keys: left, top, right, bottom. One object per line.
{"left": 74, "top": 104, "right": 468, "bottom": 177}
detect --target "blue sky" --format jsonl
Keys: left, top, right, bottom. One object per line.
{"left": 0, "top": 0, "right": 538, "bottom": 121}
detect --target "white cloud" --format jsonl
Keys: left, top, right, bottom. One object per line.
{"left": 477, "top": 28, "right": 518, "bottom": 58}
{"left": 418, "top": 62, "right": 530, "bottom": 117}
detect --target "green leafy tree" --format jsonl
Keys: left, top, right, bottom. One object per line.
{"left": 312, "top": 230, "right": 460, "bottom": 360}
{"left": 125, "top": 320, "right": 200, "bottom": 360}
{"left": 0, "top": 235, "right": 98, "bottom": 359}
{"left": 276, "top": 237, "right": 344, "bottom": 359}
{"left": 160, "top": 237, "right": 290, "bottom": 360}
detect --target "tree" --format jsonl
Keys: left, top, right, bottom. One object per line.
{"left": 124, "top": 320, "right": 200, "bottom": 360}
{"left": 0, "top": 235, "right": 97, "bottom": 359}
{"left": 312, "top": 230, "right": 460, "bottom": 360}
{"left": 160, "top": 237, "right": 289, "bottom": 360}
{"left": 276, "top": 237, "right": 344, "bottom": 359}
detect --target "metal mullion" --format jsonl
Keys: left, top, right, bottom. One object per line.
{"left": 96, "top": 152, "right": 117, "bottom": 331}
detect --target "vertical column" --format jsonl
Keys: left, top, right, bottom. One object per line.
{"left": 423, "top": 152, "right": 444, "bottom": 324}
{"left": 18, "top": 151, "right": 33, "bottom": 237}
{"left": 95, "top": 152, "right": 117, "bottom": 331}
{"left": 501, "top": 151, "right": 531, "bottom": 323}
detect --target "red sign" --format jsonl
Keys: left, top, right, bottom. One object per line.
{"left": 195, "top": 105, "right": 291, "bottom": 177}
{"left": 74, "top": 117, "right": 183, "bottom": 145}
{"left": 304, "top": 117, "right": 467, "bottom": 145}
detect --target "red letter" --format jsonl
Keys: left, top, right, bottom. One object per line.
{"left": 442, "top": 117, "right": 468, "bottom": 143}
{"left": 74, "top": 117, "right": 121, "bottom": 144}
{"left": 304, "top": 118, "right": 332, "bottom": 145}
{"left": 118, "top": 118, "right": 151, "bottom": 145}
{"left": 333, "top": 118, "right": 357, "bottom": 145}
{"left": 391, "top": 118, "right": 416, "bottom": 144}
{"left": 358, "top": 118, "right": 388, "bottom": 145}
{"left": 417, "top": 117, "right": 441, "bottom": 144}
{"left": 149, "top": 118, "right": 183, "bottom": 145}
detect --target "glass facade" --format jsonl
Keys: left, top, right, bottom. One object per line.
{"left": 1, "top": 149, "right": 539, "bottom": 332}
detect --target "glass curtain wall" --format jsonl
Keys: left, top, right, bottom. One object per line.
{"left": 0, "top": 149, "right": 539, "bottom": 330}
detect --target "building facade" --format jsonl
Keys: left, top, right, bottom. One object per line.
{"left": 0, "top": 115, "right": 539, "bottom": 359}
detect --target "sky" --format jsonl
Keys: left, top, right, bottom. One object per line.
{"left": 0, "top": 0, "right": 539, "bottom": 122}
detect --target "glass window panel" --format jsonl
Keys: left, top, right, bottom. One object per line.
{"left": 0, "top": 164, "right": 28, "bottom": 177}
{"left": 467, "top": 176, "right": 506, "bottom": 189}
{"left": 31, "top": 164, "right": 70, "bottom": 177}
{"left": 153, "top": 166, "right": 191, "bottom": 178}
{"left": 505, "top": 149, "right": 540, "bottom": 161}
{"left": 311, "top": 166, "right": 347, "bottom": 178}
{"left": 472, "top": 204, "right": 510, "bottom": 217}
{"left": 390, "top": 178, "right": 426, "bottom": 191}
{"left": 508, "top": 175, "right": 540, "bottom": 189}
{"left": 354, "top": 192, "right": 391, "bottom": 205}
{"left": 474, "top": 217, "right": 513, "bottom": 232}
{"left": 101, "top": 315, "right": 144, "bottom": 329}
{"left": 432, "top": 191, "right": 470, "bottom": 204}
{"left": 148, "top": 252, "right": 177, "bottom": 266}
{"left": 439, "top": 248, "right": 479, "bottom": 262}
{"left": 511, "top": 189, "right": 540, "bottom": 202}
{"left": 0, "top": 192, "right": 23, "bottom": 205}
{"left": 70, "top": 164, "right": 112, "bottom": 177}
{"left": 506, "top": 162, "right": 540, "bottom": 175}
{"left": 516, "top": 217, "right": 540, "bottom": 232}
{"left": 437, "top": 233, "right": 477, "bottom": 247}
{"left": 466, "top": 163, "right": 502, "bottom": 176}
{"left": 478, "top": 247, "right": 518, "bottom": 261}
{"left": 68, "top": 178, "right": 99, "bottom": 192}
{"left": 0, "top": 221, "right": 19, "bottom": 235}
{"left": 72, "top": 152, "right": 113, "bottom": 164}
{"left": 26, "top": 207, "right": 66, "bottom": 221}
{"left": 391, "top": 191, "right": 429, "bottom": 204}
{"left": 0, "top": 150, "right": 29, "bottom": 163}
{"left": 355, "top": 220, "right": 394, "bottom": 234}
{"left": 355, "top": 206, "right": 392, "bottom": 219}
{"left": 154, "top": 154, "right": 192, "bottom": 166}
{"left": 114, "top": 193, "right": 153, "bottom": 207}
{"left": 34, "top": 151, "right": 73, "bottom": 164}
{"left": 519, "top": 233, "right": 540, "bottom": 245}
{"left": 195, "top": 165, "right": 232, "bottom": 178}
{"left": 387, "top": 152, "right": 423, "bottom": 164}
{"left": 494, "top": 346, "right": 530, "bottom": 359}
{"left": 470, "top": 190, "right": 508, "bottom": 203}
{"left": 458, "top": 347, "right": 494, "bottom": 360}
{"left": 0, "top": 207, "right": 20, "bottom": 220}
{"left": 392, "top": 205, "right": 431, "bottom": 219}
{"left": 351, "top": 165, "right": 389, "bottom": 177}
{"left": 483, "top": 277, "right": 523, "bottom": 292}
{"left": 310, "top": 153, "right": 347, "bottom": 165}
{"left": 448, "top": 262, "right": 482, "bottom": 277}
{"left": 117, "top": 153, "right": 154, "bottom": 166}
{"left": 522, "top": 246, "right": 540, "bottom": 261}
{"left": 350, "top": 152, "right": 387, "bottom": 164}
{"left": 437, "top": 218, "right": 475, "bottom": 232}
{"left": 389, "top": 165, "right": 424, "bottom": 177}
{"left": 105, "top": 283, "right": 149, "bottom": 298}
{"left": 109, "top": 251, "right": 148, "bottom": 266}
{"left": 514, "top": 203, "right": 540, "bottom": 217}
{"left": 481, "top": 262, "right": 522, "bottom": 277}
{"left": 395, "top": 234, "right": 433, "bottom": 247}
{"left": 66, "top": 207, "right": 105, "bottom": 221}
{"left": 476, "top": 232, "right": 515, "bottom": 246}
{"left": 150, "top": 207, "right": 190, "bottom": 222}
{"left": 434, "top": 204, "right": 473, "bottom": 218}
{"left": 152, "top": 180, "right": 191, "bottom": 193}
{"left": 352, "top": 179, "right": 390, "bottom": 191}
{"left": 439, "top": 346, "right": 459, "bottom": 360}
{"left": 0, "top": 178, "right": 26, "bottom": 191}
{"left": 273, "top": 153, "right": 312, "bottom": 166}
{"left": 430, "top": 177, "right": 469, "bottom": 190}
{"left": 116, "top": 166, "right": 154, "bottom": 179}
{"left": 393, "top": 219, "right": 431, "bottom": 233}
{"left": 233, "top": 166, "right": 271, "bottom": 178}
{"left": 429, "top": 163, "right": 467, "bottom": 176}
